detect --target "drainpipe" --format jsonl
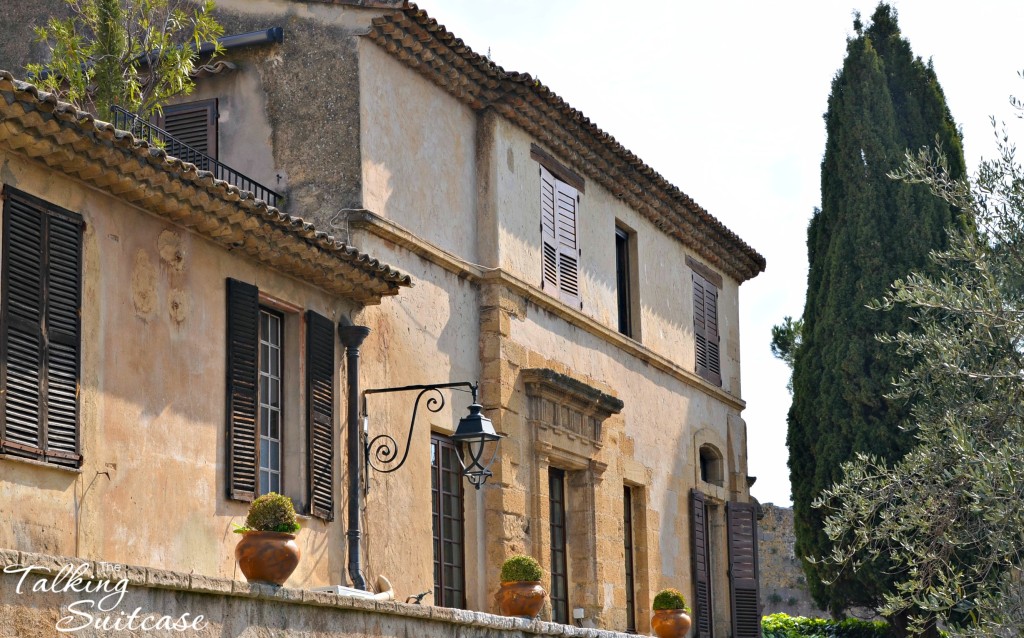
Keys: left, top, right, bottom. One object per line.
{"left": 339, "top": 323, "right": 371, "bottom": 590}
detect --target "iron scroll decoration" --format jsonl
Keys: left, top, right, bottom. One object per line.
{"left": 365, "top": 385, "right": 452, "bottom": 473}
{"left": 362, "top": 381, "right": 491, "bottom": 493}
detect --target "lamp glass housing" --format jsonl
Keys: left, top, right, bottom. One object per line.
{"left": 451, "top": 403, "right": 501, "bottom": 489}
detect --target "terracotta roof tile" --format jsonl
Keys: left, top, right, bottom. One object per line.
{"left": 367, "top": 3, "right": 766, "bottom": 283}
{"left": 0, "top": 70, "right": 412, "bottom": 303}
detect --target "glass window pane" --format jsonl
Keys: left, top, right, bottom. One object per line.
{"left": 260, "top": 438, "right": 270, "bottom": 470}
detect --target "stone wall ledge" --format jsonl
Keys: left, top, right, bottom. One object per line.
{"left": 0, "top": 548, "right": 632, "bottom": 637}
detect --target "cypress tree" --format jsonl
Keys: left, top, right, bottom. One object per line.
{"left": 787, "top": 3, "right": 965, "bottom": 617}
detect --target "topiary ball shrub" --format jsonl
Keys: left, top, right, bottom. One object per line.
{"left": 236, "top": 492, "right": 300, "bottom": 534}
{"left": 500, "top": 554, "right": 543, "bottom": 582}
{"left": 653, "top": 588, "right": 690, "bottom": 612}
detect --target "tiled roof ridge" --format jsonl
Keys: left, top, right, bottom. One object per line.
{"left": 368, "top": 3, "right": 766, "bottom": 282}
{"left": 0, "top": 70, "right": 412, "bottom": 301}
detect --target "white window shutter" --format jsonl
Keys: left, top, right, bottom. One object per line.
{"left": 540, "top": 166, "right": 559, "bottom": 292}
{"left": 554, "top": 178, "right": 580, "bottom": 306}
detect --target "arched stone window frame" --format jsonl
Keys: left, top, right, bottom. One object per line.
{"left": 693, "top": 427, "right": 728, "bottom": 502}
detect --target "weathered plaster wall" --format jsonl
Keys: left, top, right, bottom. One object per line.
{"left": 0, "top": 0, "right": 68, "bottom": 74}
{"left": 0, "top": 150, "right": 357, "bottom": 589}
{"left": 346, "top": 229, "right": 484, "bottom": 608}
{"left": 192, "top": 0, "right": 384, "bottom": 222}
{"left": 475, "top": 279, "right": 745, "bottom": 632}
{"left": 486, "top": 116, "right": 743, "bottom": 397}
{"left": 357, "top": 40, "right": 480, "bottom": 264}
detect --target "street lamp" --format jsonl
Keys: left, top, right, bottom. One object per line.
{"left": 449, "top": 398, "right": 502, "bottom": 489}
{"left": 362, "top": 381, "right": 502, "bottom": 490}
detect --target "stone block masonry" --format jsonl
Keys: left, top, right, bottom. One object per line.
{"left": 0, "top": 548, "right": 635, "bottom": 638}
{"left": 757, "top": 503, "right": 819, "bottom": 617}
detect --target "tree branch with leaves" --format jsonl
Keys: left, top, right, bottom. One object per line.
{"left": 27, "top": 0, "right": 223, "bottom": 121}
{"left": 815, "top": 111, "right": 1024, "bottom": 637}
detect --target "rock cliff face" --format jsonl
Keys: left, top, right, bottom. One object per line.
{"left": 758, "top": 504, "right": 818, "bottom": 617}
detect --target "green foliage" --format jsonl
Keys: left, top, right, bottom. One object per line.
{"left": 499, "top": 554, "right": 542, "bottom": 582}
{"left": 26, "top": 0, "right": 223, "bottom": 121}
{"left": 235, "top": 492, "right": 300, "bottom": 534}
{"left": 786, "top": 3, "right": 966, "bottom": 618}
{"left": 762, "top": 613, "right": 889, "bottom": 638}
{"left": 770, "top": 315, "right": 803, "bottom": 392}
{"left": 652, "top": 588, "right": 690, "bottom": 612}
{"left": 817, "top": 107, "right": 1024, "bottom": 635}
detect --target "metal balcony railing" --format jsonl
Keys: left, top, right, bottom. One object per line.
{"left": 111, "top": 105, "right": 281, "bottom": 208}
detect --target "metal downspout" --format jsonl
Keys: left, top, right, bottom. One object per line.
{"left": 339, "top": 324, "right": 371, "bottom": 590}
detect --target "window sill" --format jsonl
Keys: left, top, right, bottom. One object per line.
{"left": 0, "top": 453, "right": 82, "bottom": 474}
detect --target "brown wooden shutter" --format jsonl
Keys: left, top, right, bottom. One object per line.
{"left": 691, "top": 489, "right": 713, "bottom": 638}
{"left": 540, "top": 166, "right": 559, "bottom": 292}
{"left": 554, "top": 178, "right": 581, "bottom": 308}
{"left": 156, "top": 99, "right": 218, "bottom": 170}
{"left": 693, "top": 273, "right": 722, "bottom": 386}
{"left": 306, "top": 310, "right": 335, "bottom": 520}
{"left": 226, "top": 278, "right": 259, "bottom": 501}
{"left": 0, "top": 189, "right": 82, "bottom": 468}
{"left": 727, "top": 501, "right": 762, "bottom": 638}
{"left": 43, "top": 211, "right": 83, "bottom": 465}
{"left": 704, "top": 282, "right": 721, "bottom": 384}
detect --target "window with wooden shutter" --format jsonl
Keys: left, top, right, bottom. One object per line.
{"left": 226, "top": 280, "right": 336, "bottom": 514}
{"left": 540, "top": 166, "right": 559, "bottom": 293}
{"left": 306, "top": 310, "right": 335, "bottom": 520}
{"left": 727, "top": 501, "right": 762, "bottom": 638}
{"left": 226, "top": 279, "right": 260, "bottom": 501}
{"left": 691, "top": 489, "right": 714, "bottom": 638}
{"left": 0, "top": 188, "right": 83, "bottom": 468}
{"left": 156, "top": 99, "right": 218, "bottom": 170}
{"left": 692, "top": 271, "right": 722, "bottom": 387}
{"left": 555, "top": 179, "right": 580, "bottom": 307}
{"left": 539, "top": 165, "right": 581, "bottom": 309}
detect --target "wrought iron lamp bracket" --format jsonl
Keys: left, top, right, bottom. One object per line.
{"left": 361, "top": 382, "right": 478, "bottom": 493}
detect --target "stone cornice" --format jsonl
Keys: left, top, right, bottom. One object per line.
{"left": 349, "top": 210, "right": 746, "bottom": 411}
{"left": 0, "top": 71, "right": 412, "bottom": 305}
{"left": 364, "top": 4, "right": 766, "bottom": 284}
{"left": 522, "top": 368, "right": 624, "bottom": 418}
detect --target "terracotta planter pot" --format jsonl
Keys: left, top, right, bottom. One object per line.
{"left": 652, "top": 609, "right": 692, "bottom": 638}
{"left": 234, "top": 531, "right": 300, "bottom": 586}
{"left": 495, "top": 580, "right": 546, "bottom": 618}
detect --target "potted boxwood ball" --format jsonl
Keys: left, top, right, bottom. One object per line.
{"left": 233, "top": 492, "right": 302, "bottom": 586}
{"left": 495, "top": 554, "right": 546, "bottom": 618}
{"left": 651, "top": 588, "right": 692, "bottom": 638}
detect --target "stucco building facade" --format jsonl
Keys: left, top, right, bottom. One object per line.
{"left": 0, "top": 1, "right": 766, "bottom": 636}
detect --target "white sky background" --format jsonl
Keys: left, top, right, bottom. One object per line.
{"left": 423, "top": 0, "right": 1024, "bottom": 506}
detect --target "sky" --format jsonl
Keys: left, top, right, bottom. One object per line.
{"left": 424, "top": 0, "right": 1024, "bottom": 506}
